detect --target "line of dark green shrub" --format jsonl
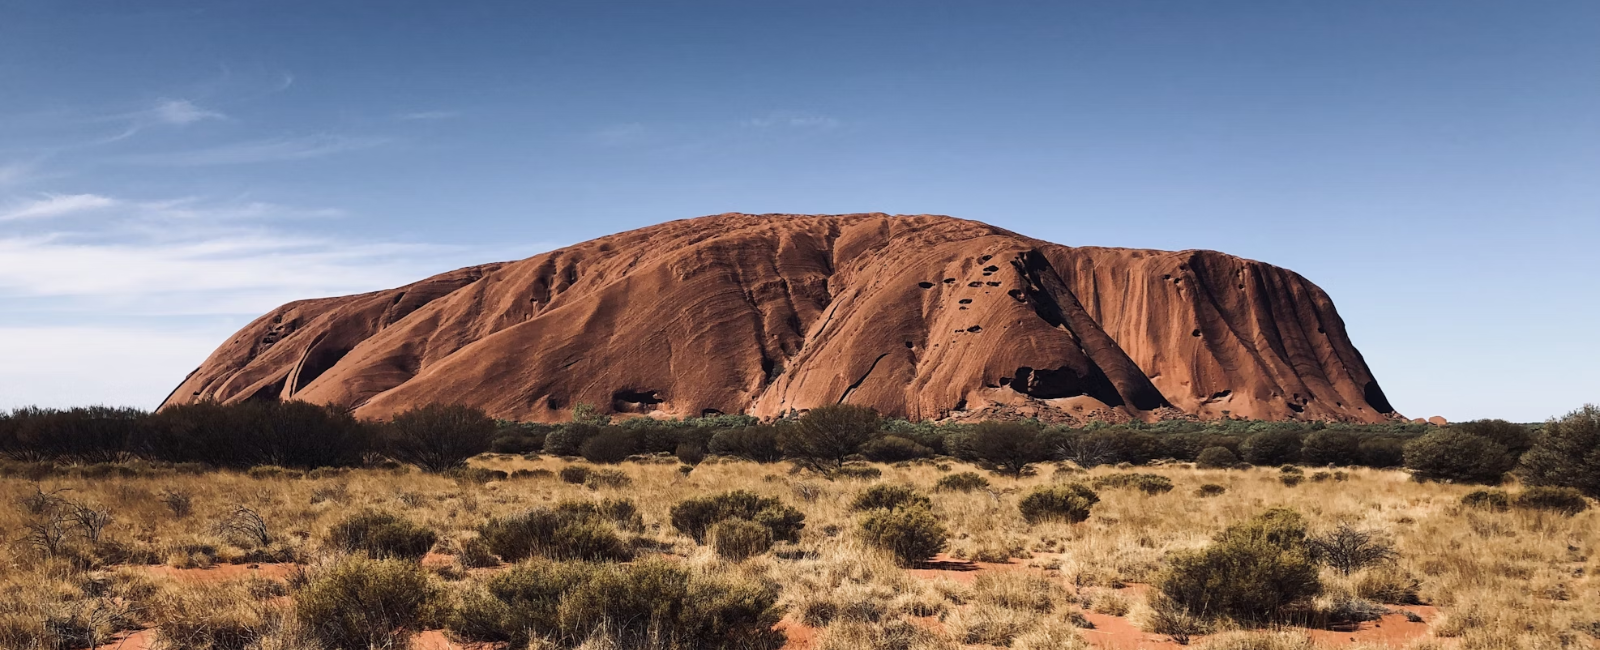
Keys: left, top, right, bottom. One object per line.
{"left": 11, "top": 400, "right": 1598, "bottom": 499}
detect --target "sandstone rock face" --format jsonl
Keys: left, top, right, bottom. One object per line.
{"left": 162, "top": 213, "right": 1396, "bottom": 423}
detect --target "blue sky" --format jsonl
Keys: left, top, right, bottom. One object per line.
{"left": 1, "top": 1, "right": 1596, "bottom": 421}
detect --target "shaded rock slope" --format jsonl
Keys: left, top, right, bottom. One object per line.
{"left": 162, "top": 213, "right": 1396, "bottom": 423}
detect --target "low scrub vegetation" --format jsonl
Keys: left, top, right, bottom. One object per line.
{"left": 3, "top": 402, "right": 1598, "bottom": 649}
{"left": 669, "top": 490, "right": 805, "bottom": 543}
{"left": 1017, "top": 483, "right": 1100, "bottom": 523}
{"left": 325, "top": 511, "right": 438, "bottom": 561}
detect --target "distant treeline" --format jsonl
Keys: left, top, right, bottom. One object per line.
{"left": 0, "top": 399, "right": 1553, "bottom": 474}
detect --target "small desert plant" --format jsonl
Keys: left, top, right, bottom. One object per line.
{"left": 158, "top": 488, "right": 194, "bottom": 518}
{"left": 151, "top": 581, "right": 279, "bottom": 650}
{"left": 1306, "top": 522, "right": 1396, "bottom": 574}
{"left": 478, "top": 506, "right": 633, "bottom": 562}
{"left": 1157, "top": 508, "right": 1322, "bottom": 623}
{"left": 1091, "top": 472, "right": 1173, "bottom": 494}
{"left": 1461, "top": 489, "right": 1511, "bottom": 511}
{"left": 456, "top": 536, "right": 499, "bottom": 568}
{"left": 448, "top": 558, "right": 783, "bottom": 649}
{"left": 849, "top": 484, "right": 932, "bottom": 511}
{"left": 583, "top": 467, "right": 632, "bottom": 489}
{"left": 971, "top": 571, "right": 1065, "bottom": 612}
{"left": 555, "top": 497, "right": 645, "bottom": 532}
{"left": 711, "top": 519, "right": 774, "bottom": 561}
{"left": 218, "top": 506, "right": 271, "bottom": 547}
{"left": 1018, "top": 483, "right": 1100, "bottom": 524}
{"left": 295, "top": 555, "right": 443, "bottom": 650}
{"left": 326, "top": 511, "right": 438, "bottom": 561}
{"left": 1279, "top": 473, "right": 1305, "bottom": 487}
{"left": 669, "top": 490, "right": 805, "bottom": 543}
{"left": 1145, "top": 593, "right": 1210, "bottom": 644}
{"left": 1353, "top": 564, "right": 1422, "bottom": 605}
{"left": 1514, "top": 486, "right": 1589, "bottom": 515}
{"left": 859, "top": 505, "right": 947, "bottom": 566}
{"left": 558, "top": 464, "right": 591, "bottom": 484}
{"left": 833, "top": 463, "right": 883, "bottom": 480}
{"left": 935, "top": 471, "right": 990, "bottom": 492}
{"left": 1195, "top": 483, "right": 1227, "bottom": 498}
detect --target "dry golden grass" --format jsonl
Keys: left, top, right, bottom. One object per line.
{"left": 0, "top": 455, "right": 1596, "bottom": 649}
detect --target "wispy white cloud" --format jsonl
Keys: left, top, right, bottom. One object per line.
{"left": 150, "top": 98, "right": 226, "bottom": 125}
{"left": 118, "top": 135, "right": 388, "bottom": 166}
{"left": 397, "top": 110, "right": 460, "bottom": 121}
{"left": 0, "top": 194, "right": 119, "bottom": 221}
{"left": 741, "top": 112, "right": 841, "bottom": 130}
{"left": 0, "top": 194, "right": 494, "bottom": 316}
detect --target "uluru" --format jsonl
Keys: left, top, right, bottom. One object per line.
{"left": 161, "top": 213, "right": 1396, "bottom": 424}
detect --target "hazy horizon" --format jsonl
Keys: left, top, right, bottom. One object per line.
{"left": 2, "top": 1, "right": 1596, "bottom": 422}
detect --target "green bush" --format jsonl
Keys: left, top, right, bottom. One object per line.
{"left": 381, "top": 404, "right": 496, "bottom": 472}
{"left": 955, "top": 421, "right": 1050, "bottom": 477}
{"left": 1194, "top": 483, "right": 1227, "bottom": 498}
{"left": 935, "top": 471, "right": 990, "bottom": 492}
{"left": 1358, "top": 437, "right": 1406, "bottom": 468}
{"left": 1404, "top": 429, "right": 1515, "bottom": 484}
{"left": 858, "top": 505, "right": 947, "bottom": 566}
{"left": 1456, "top": 419, "right": 1534, "bottom": 456}
{"left": 326, "top": 511, "right": 437, "bottom": 561}
{"left": 1196, "top": 446, "right": 1239, "bottom": 469}
{"left": 1017, "top": 483, "right": 1100, "bottom": 524}
{"left": 777, "top": 404, "right": 880, "bottom": 473}
{"left": 1240, "top": 431, "right": 1302, "bottom": 466}
{"left": 1091, "top": 472, "right": 1174, "bottom": 494}
{"left": 1157, "top": 509, "right": 1321, "bottom": 623}
{"left": 578, "top": 428, "right": 638, "bottom": 464}
{"left": 542, "top": 423, "right": 599, "bottom": 457}
{"left": 478, "top": 506, "right": 632, "bottom": 562}
{"left": 711, "top": 519, "right": 774, "bottom": 561}
{"left": 849, "top": 484, "right": 932, "bottom": 512}
{"left": 1518, "top": 405, "right": 1600, "bottom": 498}
{"left": 1300, "top": 431, "right": 1362, "bottom": 466}
{"left": 1514, "top": 486, "right": 1590, "bottom": 515}
{"left": 669, "top": 490, "right": 805, "bottom": 543}
{"left": 708, "top": 426, "right": 785, "bottom": 462}
{"left": 295, "top": 555, "right": 442, "bottom": 650}
{"left": 858, "top": 435, "right": 933, "bottom": 462}
{"left": 1460, "top": 489, "right": 1511, "bottom": 511}
{"left": 448, "top": 559, "right": 784, "bottom": 649}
